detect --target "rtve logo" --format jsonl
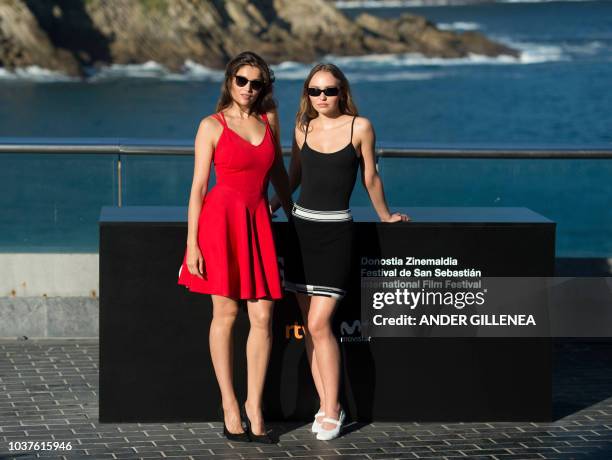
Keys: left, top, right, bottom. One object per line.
{"left": 285, "top": 322, "right": 307, "bottom": 339}
{"left": 285, "top": 320, "right": 361, "bottom": 340}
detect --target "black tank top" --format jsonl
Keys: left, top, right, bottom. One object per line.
{"left": 296, "top": 116, "right": 359, "bottom": 211}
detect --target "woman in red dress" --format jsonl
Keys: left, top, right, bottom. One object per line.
{"left": 178, "top": 51, "right": 292, "bottom": 443}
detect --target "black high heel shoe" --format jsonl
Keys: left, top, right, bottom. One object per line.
{"left": 221, "top": 406, "right": 251, "bottom": 442}
{"left": 241, "top": 404, "right": 275, "bottom": 444}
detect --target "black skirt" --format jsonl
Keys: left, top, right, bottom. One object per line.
{"left": 283, "top": 205, "right": 355, "bottom": 299}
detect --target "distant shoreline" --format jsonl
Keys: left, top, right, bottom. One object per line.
{"left": 334, "top": 0, "right": 597, "bottom": 7}
{"left": 0, "top": 0, "right": 517, "bottom": 79}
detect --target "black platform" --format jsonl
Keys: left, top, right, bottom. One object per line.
{"left": 99, "top": 206, "right": 555, "bottom": 423}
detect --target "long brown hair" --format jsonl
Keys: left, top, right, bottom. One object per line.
{"left": 296, "top": 63, "right": 359, "bottom": 133}
{"left": 216, "top": 51, "right": 276, "bottom": 115}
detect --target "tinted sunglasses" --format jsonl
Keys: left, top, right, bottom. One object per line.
{"left": 307, "top": 87, "right": 340, "bottom": 97}
{"left": 235, "top": 75, "right": 264, "bottom": 91}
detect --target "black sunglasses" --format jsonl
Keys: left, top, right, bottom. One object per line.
{"left": 235, "top": 75, "right": 264, "bottom": 91}
{"left": 307, "top": 87, "right": 340, "bottom": 97}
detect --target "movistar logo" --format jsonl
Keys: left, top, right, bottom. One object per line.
{"left": 340, "top": 320, "right": 361, "bottom": 336}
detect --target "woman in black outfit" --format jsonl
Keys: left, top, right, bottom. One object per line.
{"left": 272, "top": 63, "right": 409, "bottom": 440}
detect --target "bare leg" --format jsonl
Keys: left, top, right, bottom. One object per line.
{"left": 244, "top": 298, "right": 274, "bottom": 435}
{"left": 307, "top": 295, "right": 341, "bottom": 430}
{"left": 296, "top": 293, "right": 326, "bottom": 425}
{"left": 209, "top": 294, "right": 243, "bottom": 434}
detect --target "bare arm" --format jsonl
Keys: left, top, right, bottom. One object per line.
{"left": 267, "top": 112, "right": 298, "bottom": 215}
{"left": 357, "top": 117, "right": 410, "bottom": 223}
{"left": 186, "top": 116, "right": 220, "bottom": 277}
{"left": 270, "top": 133, "right": 302, "bottom": 212}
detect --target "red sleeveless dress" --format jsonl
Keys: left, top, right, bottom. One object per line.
{"left": 177, "top": 112, "right": 282, "bottom": 299}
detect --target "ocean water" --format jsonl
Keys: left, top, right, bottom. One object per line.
{"left": 0, "top": 0, "right": 610, "bottom": 256}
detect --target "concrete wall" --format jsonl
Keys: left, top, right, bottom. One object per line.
{"left": 0, "top": 254, "right": 98, "bottom": 337}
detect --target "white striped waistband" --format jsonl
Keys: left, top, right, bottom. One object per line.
{"left": 291, "top": 203, "right": 352, "bottom": 222}
{"left": 284, "top": 281, "right": 346, "bottom": 299}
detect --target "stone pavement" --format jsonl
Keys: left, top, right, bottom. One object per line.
{"left": 1, "top": 339, "right": 612, "bottom": 460}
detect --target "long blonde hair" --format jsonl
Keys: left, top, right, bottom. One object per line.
{"left": 295, "top": 63, "right": 359, "bottom": 133}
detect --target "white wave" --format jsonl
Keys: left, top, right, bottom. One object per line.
{"left": 173, "top": 60, "right": 224, "bottom": 81}
{"left": 438, "top": 21, "right": 481, "bottom": 31}
{"left": 270, "top": 68, "right": 310, "bottom": 80}
{"left": 329, "top": 54, "right": 416, "bottom": 67}
{"left": 0, "top": 65, "right": 76, "bottom": 82}
{"left": 498, "top": 0, "right": 596, "bottom": 3}
{"left": 324, "top": 52, "right": 522, "bottom": 67}
{"left": 271, "top": 58, "right": 443, "bottom": 80}
{"left": 88, "top": 61, "right": 169, "bottom": 81}
{"left": 270, "top": 52, "right": 537, "bottom": 83}
{"left": 336, "top": 0, "right": 478, "bottom": 7}
{"left": 88, "top": 59, "right": 224, "bottom": 82}
{"left": 270, "top": 61, "right": 312, "bottom": 80}
{"left": 490, "top": 37, "right": 568, "bottom": 63}
{"left": 348, "top": 70, "right": 442, "bottom": 81}
{"left": 336, "top": 0, "right": 597, "bottom": 6}
{"left": 272, "top": 60, "right": 306, "bottom": 70}
{"left": 516, "top": 44, "right": 566, "bottom": 63}
{"left": 562, "top": 40, "right": 606, "bottom": 55}
{"left": 328, "top": 42, "right": 571, "bottom": 66}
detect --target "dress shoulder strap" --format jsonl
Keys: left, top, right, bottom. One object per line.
{"left": 304, "top": 119, "right": 311, "bottom": 143}
{"left": 350, "top": 116, "right": 357, "bottom": 143}
{"left": 212, "top": 112, "right": 228, "bottom": 127}
{"left": 260, "top": 112, "right": 272, "bottom": 135}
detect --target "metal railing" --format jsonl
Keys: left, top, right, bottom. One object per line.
{"left": 1, "top": 140, "right": 612, "bottom": 158}
{"left": 2, "top": 139, "right": 611, "bottom": 207}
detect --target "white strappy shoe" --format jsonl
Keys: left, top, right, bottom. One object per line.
{"left": 311, "top": 410, "right": 325, "bottom": 433}
{"left": 315, "top": 408, "right": 346, "bottom": 441}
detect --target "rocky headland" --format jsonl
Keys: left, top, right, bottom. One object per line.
{"left": 0, "top": 0, "right": 518, "bottom": 77}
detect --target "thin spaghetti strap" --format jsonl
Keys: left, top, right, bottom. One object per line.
{"left": 304, "top": 119, "right": 310, "bottom": 143}
{"left": 350, "top": 116, "right": 357, "bottom": 143}
{"left": 214, "top": 111, "right": 227, "bottom": 127}
{"left": 260, "top": 112, "right": 271, "bottom": 134}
